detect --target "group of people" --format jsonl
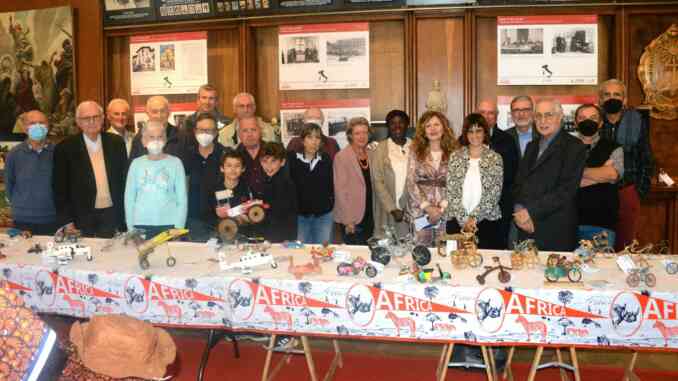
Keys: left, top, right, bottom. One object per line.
{"left": 4, "top": 79, "right": 653, "bottom": 251}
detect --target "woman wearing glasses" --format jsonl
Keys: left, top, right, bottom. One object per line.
{"left": 445, "top": 113, "right": 503, "bottom": 249}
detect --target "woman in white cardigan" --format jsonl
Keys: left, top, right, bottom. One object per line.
{"left": 445, "top": 113, "right": 504, "bottom": 249}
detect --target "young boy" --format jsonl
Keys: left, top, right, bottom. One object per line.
{"left": 202, "top": 148, "right": 255, "bottom": 234}
{"left": 259, "top": 142, "right": 298, "bottom": 242}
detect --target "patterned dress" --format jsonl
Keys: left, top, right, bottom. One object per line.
{"left": 405, "top": 151, "right": 449, "bottom": 246}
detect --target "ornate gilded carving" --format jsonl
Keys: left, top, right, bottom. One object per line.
{"left": 637, "top": 24, "right": 678, "bottom": 120}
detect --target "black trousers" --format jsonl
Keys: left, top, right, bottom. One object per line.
{"left": 76, "top": 207, "right": 119, "bottom": 238}
{"left": 13, "top": 220, "right": 60, "bottom": 236}
{"left": 446, "top": 218, "right": 503, "bottom": 250}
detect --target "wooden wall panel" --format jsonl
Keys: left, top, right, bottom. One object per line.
{"left": 254, "top": 20, "right": 405, "bottom": 124}
{"left": 475, "top": 15, "right": 614, "bottom": 110}
{"left": 0, "top": 0, "right": 104, "bottom": 103}
{"left": 416, "top": 17, "right": 465, "bottom": 134}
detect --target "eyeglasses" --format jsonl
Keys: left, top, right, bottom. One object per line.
{"left": 534, "top": 112, "right": 560, "bottom": 122}
{"left": 195, "top": 128, "right": 216, "bottom": 134}
{"left": 511, "top": 108, "right": 532, "bottom": 114}
{"left": 78, "top": 115, "right": 102, "bottom": 124}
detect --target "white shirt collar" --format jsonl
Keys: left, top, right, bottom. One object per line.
{"left": 296, "top": 152, "right": 322, "bottom": 171}
{"left": 83, "top": 133, "right": 102, "bottom": 152}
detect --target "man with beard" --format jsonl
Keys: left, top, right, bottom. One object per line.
{"left": 505, "top": 95, "right": 539, "bottom": 158}
{"left": 574, "top": 103, "right": 623, "bottom": 244}
{"left": 598, "top": 79, "right": 654, "bottom": 250}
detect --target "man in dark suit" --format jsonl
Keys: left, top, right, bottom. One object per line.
{"left": 129, "top": 95, "right": 189, "bottom": 165}
{"left": 512, "top": 98, "right": 587, "bottom": 251}
{"left": 53, "top": 101, "right": 128, "bottom": 237}
{"left": 505, "top": 95, "right": 539, "bottom": 158}
{"left": 478, "top": 99, "right": 519, "bottom": 249}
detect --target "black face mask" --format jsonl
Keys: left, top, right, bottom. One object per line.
{"left": 602, "top": 98, "right": 623, "bottom": 114}
{"left": 577, "top": 119, "right": 599, "bottom": 137}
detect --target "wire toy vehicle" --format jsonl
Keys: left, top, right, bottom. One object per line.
{"left": 590, "top": 231, "right": 616, "bottom": 258}
{"left": 367, "top": 225, "right": 431, "bottom": 267}
{"left": 511, "top": 239, "right": 539, "bottom": 269}
{"left": 217, "top": 200, "right": 269, "bottom": 241}
{"left": 544, "top": 254, "right": 582, "bottom": 283}
{"left": 136, "top": 228, "right": 189, "bottom": 270}
{"left": 625, "top": 255, "right": 656, "bottom": 288}
{"left": 54, "top": 225, "right": 82, "bottom": 243}
{"left": 336, "top": 256, "right": 380, "bottom": 278}
{"left": 665, "top": 260, "right": 678, "bottom": 275}
{"left": 476, "top": 256, "right": 511, "bottom": 285}
{"left": 448, "top": 227, "right": 483, "bottom": 270}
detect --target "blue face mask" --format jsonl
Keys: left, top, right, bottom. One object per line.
{"left": 28, "top": 123, "right": 48, "bottom": 141}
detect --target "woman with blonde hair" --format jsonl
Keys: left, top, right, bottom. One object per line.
{"left": 405, "top": 111, "right": 459, "bottom": 246}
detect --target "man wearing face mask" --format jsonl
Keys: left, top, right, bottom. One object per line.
{"left": 184, "top": 113, "right": 224, "bottom": 242}
{"left": 574, "top": 104, "right": 623, "bottom": 244}
{"left": 598, "top": 79, "right": 655, "bottom": 250}
{"left": 286, "top": 107, "right": 340, "bottom": 160}
{"left": 4, "top": 110, "right": 58, "bottom": 235}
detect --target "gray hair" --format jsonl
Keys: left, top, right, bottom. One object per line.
{"left": 146, "top": 95, "right": 169, "bottom": 111}
{"left": 107, "top": 98, "right": 130, "bottom": 112}
{"left": 510, "top": 95, "right": 534, "bottom": 111}
{"left": 535, "top": 97, "right": 564, "bottom": 115}
{"left": 232, "top": 92, "right": 256, "bottom": 108}
{"left": 75, "top": 101, "right": 104, "bottom": 119}
{"left": 599, "top": 78, "right": 626, "bottom": 98}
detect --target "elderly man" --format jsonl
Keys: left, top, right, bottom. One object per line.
{"left": 477, "top": 99, "right": 519, "bottom": 249}
{"left": 219, "top": 92, "right": 276, "bottom": 148}
{"left": 505, "top": 95, "right": 539, "bottom": 157}
{"left": 4, "top": 110, "right": 58, "bottom": 235}
{"left": 183, "top": 84, "right": 232, "bottom": 133}
{"left": 53, "top": 101, "right": 128, "bottom": 237}
{"left": 512, "top": 98, "right": 587, "bottom": 251}
{"left": 235, "top": 116, "right": 268, "bottom": 198}
{"left": 574, "top": 103, "right": 623, "bottom": 244}
{"left": 286, "top": 107, "right": 340, "bottom": 160}
{"left": 184, "top": 113, "right": 224, "bottom": 241}
{"left": 106, "top": 98, "right": 134, "bottom": 155}
{"left": 598, "top": 78, "right": 655, "bottom": 250}
{"left": 129, "top": 95, "right": 189, "bottom": 163}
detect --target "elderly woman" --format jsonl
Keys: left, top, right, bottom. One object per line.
{"left": 446, "top": 113, "right": 503, "bottom": 249}
{"left": 289, "top": 123, "right": 335, "bottom": 244}
{"left": 406, "top": 111, "right": 459, "bottom": 246}
{"left": 333, "top": 117, "right": 374, "bottom": 244}
{"left": 371, "top": 109, "right": 411, "bottom": 238}
{"left": 125, "top": 121, "right": 187, "bottom": 238}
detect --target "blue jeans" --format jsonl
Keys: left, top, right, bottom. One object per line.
{"left": 297, "top": 212, "right": 333, "bottom": 244}
{"left": 578, "top": 225, "right": 616, "bottom": 247}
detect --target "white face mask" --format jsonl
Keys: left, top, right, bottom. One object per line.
{"left": 196, "top": 133, "right": 215, "bottom": 147}
{"left": 146, "top": 140, "right": 165, "bottom": 155}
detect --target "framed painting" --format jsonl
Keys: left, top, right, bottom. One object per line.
{"left": 0, "top": 6, "right": 75, "bottom": 142}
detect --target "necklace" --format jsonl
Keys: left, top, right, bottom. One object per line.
{"left": 358, "top": 157, "right": 369, "bottom": 170}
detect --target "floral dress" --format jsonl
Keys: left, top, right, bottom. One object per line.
{"left": 405, "top": 151, "right": 449, "bottom": 246}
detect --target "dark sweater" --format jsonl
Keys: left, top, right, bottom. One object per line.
{"left": 288, "top": 151, "right": 334, "bottom": 216}
{"left": 577, "top": 138, "right": 620, "bottom": 230}
{"left": 201, "top": 176, "right": 253, "bottom": 227}
{"left": 259, "top": 169, "right": 298, "bottom": 242}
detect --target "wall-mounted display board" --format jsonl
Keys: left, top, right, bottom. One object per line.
{"left": 103, "top": 0, "right": 404, "bottom": 26}
{"left": 279, "top": 23, "right": 370, "bottom": 90}
{"left": 280, "top": 99, "right": 370, "bottom": 147}
{"left": 497, "top": 15, "right": 598, "bottom": 85}
{"left": 130, "top": 32, "right": 208, "bottom": 95}
{"left": 155, "top": 0, "right": 214, "bottom": 21}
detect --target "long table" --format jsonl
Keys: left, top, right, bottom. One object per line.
{"left": 1, "top": 235, "right": 677, "bottom": 351}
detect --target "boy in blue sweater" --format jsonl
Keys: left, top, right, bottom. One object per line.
{"left": 125, "top": 121, "right": 187, "bottom": 238}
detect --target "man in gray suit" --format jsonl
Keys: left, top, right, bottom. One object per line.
{"left": 505, "top": 95, "right": 539, "bottom": 158}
